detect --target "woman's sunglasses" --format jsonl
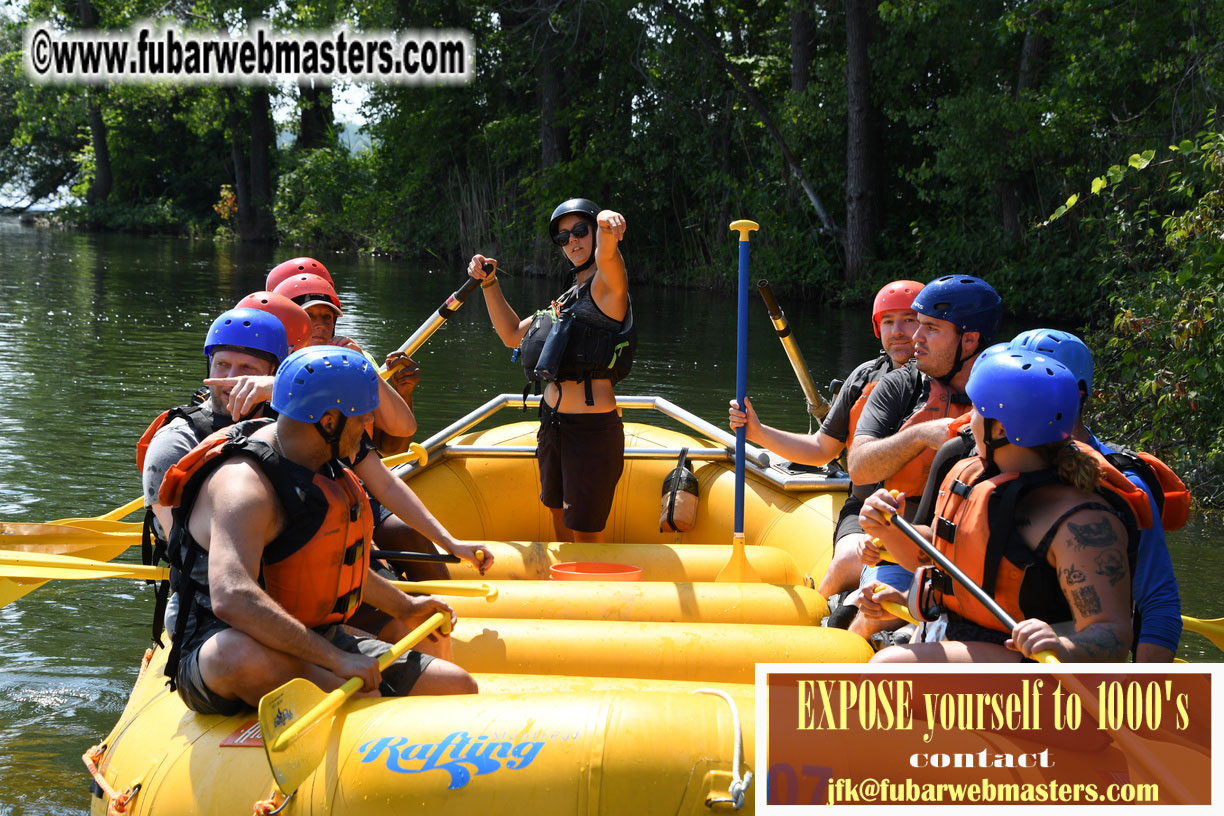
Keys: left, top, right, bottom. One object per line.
{"left": 553, "top": 221, "right": 592, "bottom": 247}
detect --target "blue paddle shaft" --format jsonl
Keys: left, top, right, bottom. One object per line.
{"left": 734, "top": 238, "right": 750, "bottom": 535}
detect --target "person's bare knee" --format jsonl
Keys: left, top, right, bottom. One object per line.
{"left": 411, "top": 659, "right": 478, "bottom": 695}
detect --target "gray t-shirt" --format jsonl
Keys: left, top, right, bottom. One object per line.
{"left": 817, "top": 353, "right": 893, "bottom": 444}
{"left": 141, "top": 403, "right": 232, "bottom": 536}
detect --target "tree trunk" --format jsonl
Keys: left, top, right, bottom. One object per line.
{"left": 1001, "top": 5, "right": 1051, "bottom": 241}
{"left": 538, "top": 37, "right": 566, "bottom": 169}
{"left": 661, "top": 0, "right": 840, "bottom": 241}
{"left": 77, "top": 0, "right": 111, "bottom": 206}
{"left": 844, "top": 0, "right": 882, "bottom": 283}
{"left": 84, "top": 97, "right": 112, "bottom": 206}
{"left": 248, "top": 89, "right": 276, "bottom": 241}
{"left": 226, "top": 90, "right": 253, "bottom": 239}
{"left": 791, "top": 3, "right": 816, "bottom": 93}
{"left": 298, "top": 81, "right": 335, "bottom": 150}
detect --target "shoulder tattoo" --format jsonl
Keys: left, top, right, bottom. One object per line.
{"left": 1067, "top": 519, "right": 1118, "bottom": 550}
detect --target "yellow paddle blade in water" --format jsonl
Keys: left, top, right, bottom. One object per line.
{"left": 48, "top": 496, "right": 143, "bottom": 525}
{"left": 1181, "top": 615, "right": 1224, "bottom": 653}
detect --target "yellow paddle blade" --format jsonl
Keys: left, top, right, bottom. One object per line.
{"left": 259, "top": 677, "right": 335, "bottom": 797}
{"left": 715, "top": 533, "right": 761, "bottom": 583}
{"left": 259, "top": 611, "right": 449, "bottom": 795}
{"left": 1181, "top": 615, "right": 1224, "bottom": 652}
{"left": 0, "top": 563, "right": 144, "bottom": 581}
{"left": 49, "top": 496, "right": 143, "bottom": 525}
{"left": 0, "top": 550, "right": 167, "bottom": 581}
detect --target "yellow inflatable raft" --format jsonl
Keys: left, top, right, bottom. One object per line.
{"left": 88, "top": 395, "right": 866, "bottom": 815}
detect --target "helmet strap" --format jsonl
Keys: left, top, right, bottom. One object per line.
{"left": 570, "top": 253, "right": 596, "bottom": 276}
{"left": 982, "top": 417, "right": 1009, "bottom": 470}
{"left": 313, "top": 413, "right": 348, "bottom": 461}
{"left": 937, "top": 332, "right": 980, "bottom": 386}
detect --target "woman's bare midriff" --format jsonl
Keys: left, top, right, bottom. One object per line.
{"left": 544, "top": 379, "right": 619, "bottom": 414}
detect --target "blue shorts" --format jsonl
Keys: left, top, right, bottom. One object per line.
{"left": 861, "top": 563, "right": 914, "bottom": 592}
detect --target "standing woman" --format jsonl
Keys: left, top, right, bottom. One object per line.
{"left": 468, "top": 198, "right": 633, "bottom": 543}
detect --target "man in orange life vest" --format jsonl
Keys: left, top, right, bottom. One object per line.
{"left": 845, "top": 276, "right": 1001, "bottom": 635}
{"left": 728, "top": 280, "right": 924, "bottom": 601}
{"left": 160, "top": 346, "right": 476, "bottom": 715}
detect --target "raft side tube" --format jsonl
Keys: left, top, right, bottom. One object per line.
{"left": 447, "top": 580, "right": 829, "bottom": 624}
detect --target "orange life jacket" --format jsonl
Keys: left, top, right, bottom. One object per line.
{"left": 842, "top": 354, "right": 895, "bottom": 448}
{"left": 846, "top": 380, "right": 878, "bottom": 448}
{"left": 883, "top": 378, "right": 972, "bottom": 499}
{"left": 158, "top": 421, "right": 372, "bottom": 687}
{"left": 928, "top": 456, "right": 1139, "bottom": 634}
{"left": 1102, "top": 448, "right": 1191, "bottom": 531}
{"left": 136, "top": 404, "right": 215, "bottom": 475}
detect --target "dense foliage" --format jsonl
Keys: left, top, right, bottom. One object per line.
{"left": 1045, "top": 125, "right": 1224, "bottom": 503}
{"left": 3, "top": 1, "right": 1224, "bottom": 496}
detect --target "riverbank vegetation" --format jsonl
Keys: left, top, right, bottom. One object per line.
{"left": 2, "top": 1, "right": 1223, "bottom": 498}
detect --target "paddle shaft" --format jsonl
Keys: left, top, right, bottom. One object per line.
{"left": 268, "top": 611, "right": 448, "bottom": 751}
{"left": 380, "top": 266, "right": 490, "bottom": 378}
{"left": 756, "top": 280, "right": 829, "bottom": 420}
{"left": 732, "top": 226, "right": 753, "bottom": 535}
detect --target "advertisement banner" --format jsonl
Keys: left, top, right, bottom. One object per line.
{"left": 760, "top": 664, "right": 1213, "bottom": 808}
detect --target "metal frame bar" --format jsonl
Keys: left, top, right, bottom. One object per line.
{"left": 390, "top": 394, "right": 850, "bottom": 493}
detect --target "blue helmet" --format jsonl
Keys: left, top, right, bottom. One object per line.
{"left": 1010, "top": 328, "right": 1093, "bottom": 395}
{"left": 203, "top": 308, "right": 289, "bottom": 365}
{"left": 271, "top": 346, "right": 380, "bottom": 423}
{"left": 966, "top": 346, "right": 1080, "bottom": 447}
{"left": 912, "top": 276, "right": 1002, "bottom": 345}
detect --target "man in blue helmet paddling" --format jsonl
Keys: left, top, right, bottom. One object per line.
{"left": 157, "top": 346, "right": 476, "bottom": 715}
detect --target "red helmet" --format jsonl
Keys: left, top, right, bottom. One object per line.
{"left": 236, "top": 290, "right": 312, "bottom": 353}
{"left": 272, "top": 273, "right": 343, "bottom": 316}
{"left": 267, "top": 257, "right": 332, "bottom": 293}
{"left": 871, "top": 280, "right": 924, "bottom": 337}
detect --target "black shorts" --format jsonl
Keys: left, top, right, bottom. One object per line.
{"left": 367, "top": 492, "right": 394, "bottom": 530}
{"left": 944, "top": 614, "right": 1036, "bottom": 663}
{"left": 174, "top": 616, "right": 435, "bottom": 714}
{"left": 834, "top": 495, "right": 865, "bottom": 544}
{"left": 537, "top": 402, "right": 624, "bottom": 533}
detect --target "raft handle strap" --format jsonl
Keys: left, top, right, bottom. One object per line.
{"left": 83, "top": 744, "right": 143, "bottom": 816}
{"left": 253, "top": 788, "right": 293, "bottom": 815}
{"left": 694, "top": 688, "right": 753, "bottom": 809}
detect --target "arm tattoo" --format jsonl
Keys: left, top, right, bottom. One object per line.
{"left": 1067, "top": 519, "right": 1118, "bottom": 550}
{"left": 1071, "top": 585, "right": 1101, "bottom": 617}
{"left": 1094, "top": 550, "right": 1127, "bottom": 587}
{"left": 1060, "top": 564, "right": 1087, "bottom": 585}
{"left": 1071, "top": 624, "right": 1128, "bottom": 661}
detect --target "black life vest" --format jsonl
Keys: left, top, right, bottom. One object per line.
{"left": 515, "top": 281, "right": 636, "bottom": 405}
{"left": 156, "top": 420, "right": 371, "bottom": 689}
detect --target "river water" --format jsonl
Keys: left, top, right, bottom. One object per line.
{"left": 0, "top": 217, "right": 1220, "bottom": 813}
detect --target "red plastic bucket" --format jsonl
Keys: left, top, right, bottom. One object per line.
{"left": 549, "top": 561, "right": 643, "bottom": 581}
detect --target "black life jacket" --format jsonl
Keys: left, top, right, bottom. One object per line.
{"left": 157, "top": 420, "right": 369, "bottom": 689}
{"left": 515, "top": 281, "right": 636, "bottom": 406}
